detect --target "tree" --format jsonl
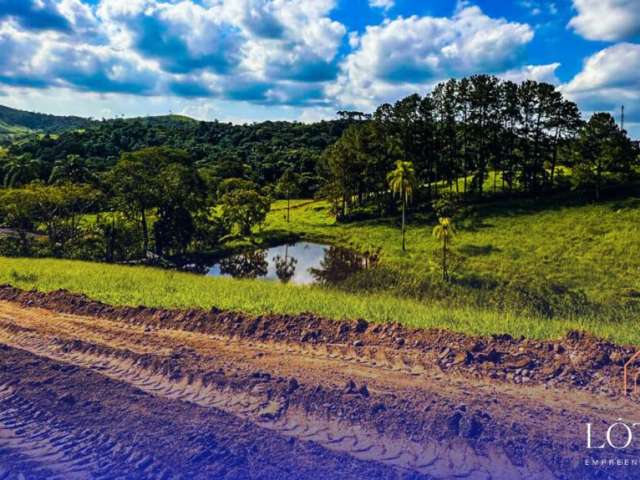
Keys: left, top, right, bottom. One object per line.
{"left": 153, "top": 162, "right": 207, "bottom": 256}
{"left": 106, "top": 147, "right": 194, "bottom": 255}
{"left": 433, "top": 217, "right": 456, "bottom": 281}
{"left": 0, "top": 187, "right": 41, "bottom": 254}
{"left": 220, "top": 188, "right": 271, "bottom": 236}
{"left": 49, "top": 154, "right": 94, "bottom": 184}
{"left": 387, "top": 157, "right": 416, "bottom": 251}
{"left": 276, "top": 168, "right": 300, "bottom": 223}
{"left": 572, "top": 113, "right": 635, "bottom": 201}
{"left": 2, "top": 153, "right": 42, "bottom": 188}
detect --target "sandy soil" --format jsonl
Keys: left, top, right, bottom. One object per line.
{"left": 0, "top": 286, "right": 638, "bottom": 479}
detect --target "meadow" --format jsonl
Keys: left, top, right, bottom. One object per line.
{"left": 3, "top": 255, "right": 640, "bottom": 345}
{"left": 262, "top": 195, "right": 640, "bottom": 306}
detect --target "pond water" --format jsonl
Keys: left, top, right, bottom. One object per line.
{"left": 206, "top": 242, "right": 377, "bottom": 285}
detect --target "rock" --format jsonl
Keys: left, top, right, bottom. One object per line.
{"left": 476, "top": 349, "right": 502, "bottom": 364}
{"left": 610, "top": 351, "right": 624, "bottom": 365}
{"left": 448, "top": 412, "right": 463, "bottom": 435}
{"left": 286, "top": 377, "right": 299, "bottom": 394}
{"left": 344, "top": 380, "right": 357, "bottom": 394}
{"left": 354, "top": 319, "right": 368, "bottom": 333}
{"left": 258, "top": 401, "right": 283, "bottom": 420}
{"left": 461, "top": 415, "right": 484, "bottom": 439}
{"left": 353, "top": 340, "right": 364, "bottom": 348}
{"left": 439, "top": 348, "right": 451, "bottom": 360}
{"left": 394, "top": 337, "right": 405, "bottom": 347}
{"left": 358, "top": 384, "right": 370, "bottom": 397}
{"left": 452, "top": 351, "right": 472, "bottom": 366}
{"left": 504, "top": 355, "right": 533, "bottom": 370}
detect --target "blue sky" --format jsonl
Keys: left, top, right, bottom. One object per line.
{"left": 0, "top": 0, "right": 639, "bottom": 136}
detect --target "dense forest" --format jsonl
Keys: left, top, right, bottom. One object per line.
{"left": 0, "top": 74, "right": 638, "bottom": 266}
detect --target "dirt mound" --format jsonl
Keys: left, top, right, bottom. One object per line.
{"left": 0, "top": 285, "right": 633, "bottom": 396}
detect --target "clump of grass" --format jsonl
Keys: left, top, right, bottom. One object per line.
{"left": 0, "top": 256, "right": 639, "bottom": 345}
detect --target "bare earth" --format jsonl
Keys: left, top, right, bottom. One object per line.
{"left": 0, "top": 286, "right": 638, "bottom": 479}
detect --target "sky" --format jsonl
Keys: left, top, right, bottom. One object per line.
{"left": 0, "top": 0, "right": 639, "bottom": 136}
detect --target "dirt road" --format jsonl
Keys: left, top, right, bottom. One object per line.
{"left": 0, "top": 286, "right": 638, "bottom": 479}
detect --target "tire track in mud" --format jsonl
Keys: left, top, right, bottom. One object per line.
{"left": 0, "top": 384, "right": 174, "bottom": 480}
{"left": 0, "top": 327, "right": 552, "bottom": 480}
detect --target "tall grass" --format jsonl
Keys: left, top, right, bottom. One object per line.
{"left": 1, "top": 256, "right": 639, "bottom": 345}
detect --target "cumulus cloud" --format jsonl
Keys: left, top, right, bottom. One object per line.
{"left": 568, "top": 0, "right": 640, "bottom": 41}
{"left": 222, "top": 0, "right": 346, "bottom": 83}
{"left": 562, "top": 43, "right": 640, "bottom": 123}
{"left": 97, "top": 0, "right": 243, "bottom": 75}
{"left": 499, "top": 63, "right": 561, "bottom": 85}
{"left": 369, "top": 0, "right": 394, "bottom": 11}
{"left": 332, "top": 5, "right": 534, "bottom": 108}
{"left": 0, "top": 22, "right": 158, "bottom": 94}
{"left": 0, "top": 0, "right": 348, "bottom": 106}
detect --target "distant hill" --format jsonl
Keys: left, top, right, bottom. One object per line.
{"left": 0, "top": 105, "right": 93, "bottom": 134}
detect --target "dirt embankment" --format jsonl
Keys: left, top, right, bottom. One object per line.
{"left": 0, "top": 285, "right": 631, "bottom": 395}
{"left": 0, "top": 285, "right": 638, "bottom": 479}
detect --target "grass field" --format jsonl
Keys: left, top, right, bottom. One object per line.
{"left": 262, "top": 195, "right": 640, "bottom": 305}
{"left": 2, "top": 256, "right": 640, "bottom": 345}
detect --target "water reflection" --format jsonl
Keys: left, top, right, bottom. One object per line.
{"left": 219, "top": 250, "right": 268, "bottom": 279}
{"left": 207, "top": 242, "right": 377, "bottom": 285}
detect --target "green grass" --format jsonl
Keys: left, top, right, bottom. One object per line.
{"left": 2, "top": 256, "right": 640, "bottom": 345}
{"left": 262, "top": 196, "right": 640, "bottom": 305}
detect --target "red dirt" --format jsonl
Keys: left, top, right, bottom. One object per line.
{"left": 0, "top": 285, "right": 639, "bottom": 479}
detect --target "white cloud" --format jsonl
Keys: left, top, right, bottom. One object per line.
{"left": 499, "top": 63, "right": 561, "bottom": 85}
{"left": 369, "top": 0, "right": 394, "bottom": 11}
{"left": 568, "top": 0, "right": 640, "bottom": 41}
{"left": 221, "top": 0, "right": 346, "bottom": 82}
{"left": 562, "top": 43, "right": 640, "bottom": 132}
{"left": 331, "top": 5, "right": 534, "bottom": 108}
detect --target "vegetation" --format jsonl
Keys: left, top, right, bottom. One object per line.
{"left": 432, "top": 217, "right": 455, "bottom": 282}
{"left": 0, "top": 74, "right": 638, "bottom": 342}
{"left": 0, "top": 104, "right": 91, "bottom": 134}
{"left": 387, "top": 159, "right": 416, "bottom": 251}
{"left": 2, "top": 256, "right": 640, "bottom": 345}
{"left": 260, "top": 196, "right": 640, "bottom": 319}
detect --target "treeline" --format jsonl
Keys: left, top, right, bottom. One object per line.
{"left": 322, "top": 75, "right": 639, "bottom": 218}
{"left": 3, "top": 115, "right": 353, "bottom": 197}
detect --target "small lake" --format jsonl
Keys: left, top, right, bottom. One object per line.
{"left": 207, "top": 242, "right": 377, "bottom": 285}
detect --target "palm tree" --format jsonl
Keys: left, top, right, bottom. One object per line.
{"left": 2, "top": 153, "right": 41, "bottom": 188}
{"left": 276, "top": 168, "right": 300, "bottom": 223}
{"left": 387, "top": 160, "right": 416, "bottom": 251}
{"left": 433, "top": 217, "right": 456, "bottom": 281}
{"left": 48, "top": 154, "right": 93, "bottom": 184}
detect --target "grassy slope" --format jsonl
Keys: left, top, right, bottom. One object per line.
{"left": 1, "top": 256, "right": 639, "bottom": 345}
{"left": 1, "top": 194, "right": 639, "bottom": 344}
{"left": 263, "top": 196, "right": 640, "bottom": 304}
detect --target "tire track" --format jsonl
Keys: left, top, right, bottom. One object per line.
{"left": 0, "top": 384, "right": 175, "bottom": 479}
{"left": 0, "top": 327, "right": 553, "bottom": 480}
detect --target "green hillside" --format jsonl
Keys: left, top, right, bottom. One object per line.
{"left": 0, "top": 104, "right": 93, "bottom": 134}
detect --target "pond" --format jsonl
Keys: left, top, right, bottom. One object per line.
{"left": 206, "top": 242, "right": 378, "bottom": 285}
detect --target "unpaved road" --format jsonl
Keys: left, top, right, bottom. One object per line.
{"left": 0, "top": 287, "right": 638, "bottom": 479}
